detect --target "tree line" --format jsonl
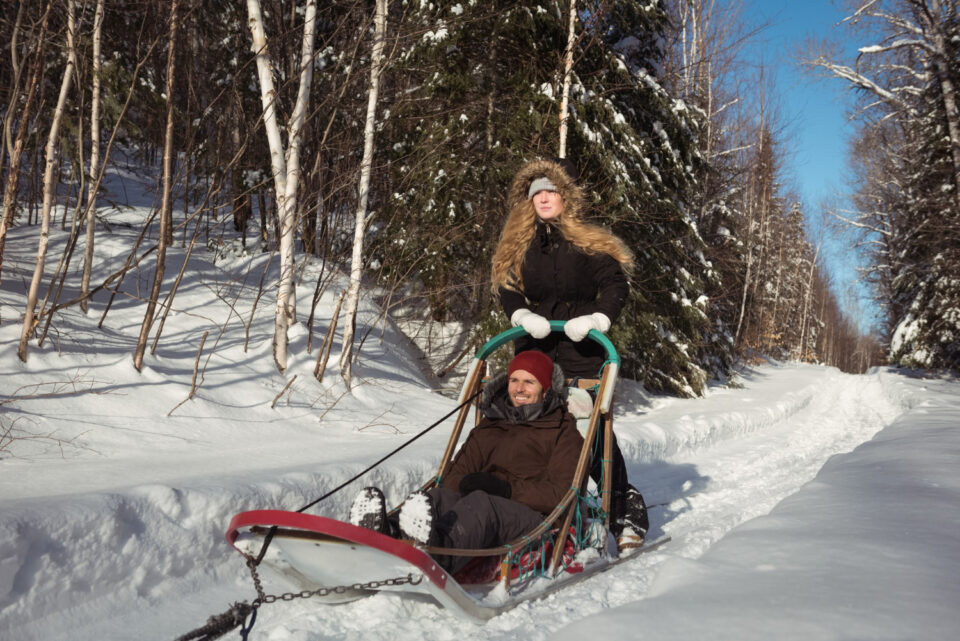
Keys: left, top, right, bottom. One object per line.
{"left": 3, "top": 0, "right": 952, "bottom": 396}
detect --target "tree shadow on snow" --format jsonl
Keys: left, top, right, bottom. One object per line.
{"left": 627, "top": 460, "right": 710, "bottom": 540}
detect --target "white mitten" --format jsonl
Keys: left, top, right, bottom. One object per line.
{"left": 510, "top": 308, "right": 551, "bottom": 338}
{"left": 563, "top": 312, "right": 611, "bottom": 342}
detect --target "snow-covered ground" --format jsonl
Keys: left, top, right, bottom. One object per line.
{"left": 2, "top": 168, "right": 959, "bottom": 640}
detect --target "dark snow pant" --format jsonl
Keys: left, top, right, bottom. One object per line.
{"left": 427, "top": 487, "right": 543, "bottom": 574}
{"left": 587, "top": 413, "right": 633, "bottom": 537}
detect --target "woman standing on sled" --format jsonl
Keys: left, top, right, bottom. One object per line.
{"left": 490, "top": 157, "right": 648, "bottom": 548}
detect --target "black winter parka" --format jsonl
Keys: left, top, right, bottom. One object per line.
{"left": 500, "top": 220, "right": 629, "bottom": 378}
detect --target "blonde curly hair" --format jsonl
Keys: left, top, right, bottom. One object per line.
{"left": 491, "top": 159, "right": 633, "bottom": 294}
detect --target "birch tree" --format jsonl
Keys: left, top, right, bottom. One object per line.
{"left": 805, "top": 0, "right": 960, "bottom": 210}
{"left": 0, "top": 3, "right": 51, "bottom": 280}
{"left": 339, "top": 0, "right": 386, "bottom": 389}
{"left": 80, "top": 0, "right": 104, "bottom": 314}
{"left": 797, "top": 235, "right": 824, "bottom": 361}
{"left": 246, "top": 0, "right": 318, "bottom": 372}
{"left": 557, "top": 0, "right": 577, "bottom": 158}
{"left": 18, "top": 0, "right": 76, "bottom": 362}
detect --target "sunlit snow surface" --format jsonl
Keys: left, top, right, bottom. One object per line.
{"left": 1, "top": 173, "right": 958, "bottom": 640}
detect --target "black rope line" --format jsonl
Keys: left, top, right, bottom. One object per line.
{"left": 174, "top": 387, "right": 484, "bottom": 641}
{"left": 173, "top": 601, "right": 255, "bottom": 641}
{"left": 253, "top": 386, "right": 484, "bottom": 565}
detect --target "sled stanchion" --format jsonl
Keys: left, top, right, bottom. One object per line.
{"left": 550, "top": 360, "right": 614, "bottom": 575}
{"left": 435, "top": 359, "right": 486, "bottom": 484}
{"left": 601, "top": 406, "right": 614, "bottom": 523}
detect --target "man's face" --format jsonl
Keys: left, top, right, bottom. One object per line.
{"left": 508, "top": 369, "right": 545, "bottom": 406}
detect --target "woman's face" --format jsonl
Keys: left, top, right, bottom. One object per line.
{"left": 531, "top": 189, "right": 563, "bottom": 222}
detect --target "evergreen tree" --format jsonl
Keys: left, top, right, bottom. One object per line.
{"left": 373, "top": 2, "right": 542, "bottom": 328}
{"left": 372, "top": 0, "right": 714, "bottom": 394}
{"left": 889, "top": 51, "right": 960, "bottom": 369}
{"left": 581, "top": 0, "right": 714, "bottom": 394}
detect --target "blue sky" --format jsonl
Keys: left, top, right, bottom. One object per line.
{"left": 742, "top": 0, "right": 880, "bottom": 331}
{"left": 747, "top": 1, "right": 856, "bottom": 207}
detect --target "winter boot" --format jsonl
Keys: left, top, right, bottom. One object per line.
{"left": 617, "top": 486, "right": 649, "bottom": 550}
{"left": 349, "top": 487, "right": 391, "bottom": 535}
{"left": 399, "top": 490, "right": 438, "bottom": 546}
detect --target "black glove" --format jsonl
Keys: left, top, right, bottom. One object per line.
{"left": 459, "top": 472, "right": 512, "bottom": 499}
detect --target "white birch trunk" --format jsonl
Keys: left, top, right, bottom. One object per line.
{"left": 339, "top": 0, "right": 387, "bottom": 388}
{"left": 558, "top": 0, "right": 577, "bottom": 158}
{"left": 918, "top": 0, "right": 960, "bottom": 210}
{"left": 797, "top": 240, "right": 822, "bottom": 360}
{"left": 767, "top": 219, "right": 786, "bottom": 350}
{"left": 246, "top": 0, "right": 317, "bottom": 372}
{"left": 18, "top": 0, "right": 76, "bottom": 362}
{"left": 734, "top": 156, "right": 757, "bottom": 344}
{"left": 81, "top": 0, "right": 104, "bottom": 314}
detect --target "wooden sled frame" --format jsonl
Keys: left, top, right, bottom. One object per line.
{"left": 420, "top": 321, "right": 620, "bottom": 588}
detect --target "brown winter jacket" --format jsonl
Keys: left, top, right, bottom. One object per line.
{"left": 440, "top": 373, "right": 584, "bottom": 515}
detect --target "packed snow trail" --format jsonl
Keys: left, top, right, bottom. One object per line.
{"left": 206, "top": 364, "right": 900, "bottom": 641}
{"left": 0, "top": 363, "right": 904, "bottom": 641}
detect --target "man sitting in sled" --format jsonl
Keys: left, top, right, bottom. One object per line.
{"left": 349, "top": 350, "right": 584, "bottom": 574}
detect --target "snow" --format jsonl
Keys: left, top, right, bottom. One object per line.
{"left": 422, "top": 27, "right": 449, "bottom": 44}
{"left": 2, "top": 168, "right": 960, "bottom": 641}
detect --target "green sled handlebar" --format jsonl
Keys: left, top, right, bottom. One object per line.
{"left": 475, "top": 320, "right": 620, "bottom": 367}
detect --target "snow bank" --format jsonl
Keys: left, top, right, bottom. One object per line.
{"left": 557, "top": 370, "right": 960, "bottom": 641}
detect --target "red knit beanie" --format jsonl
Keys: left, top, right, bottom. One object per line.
{"left": 507, "top": 350, "right": 554, "bottom": 391}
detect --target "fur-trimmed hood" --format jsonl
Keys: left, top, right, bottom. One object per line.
{"left": 507, "top": 158, "right": 586, "bottom": 221}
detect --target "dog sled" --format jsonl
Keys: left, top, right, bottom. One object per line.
{"left": 226, "top": 322, "right": 668, "bottom": 621}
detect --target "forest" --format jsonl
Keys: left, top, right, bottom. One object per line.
{"left": 1, "top": 0, "right": 957, "bottom": 396}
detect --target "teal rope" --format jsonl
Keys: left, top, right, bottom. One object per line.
{"left": 597, "top": 358, "right": 616, "bottom": 378}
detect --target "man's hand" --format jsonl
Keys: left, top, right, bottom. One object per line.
{"left": 459, "top": 472, "right": 512, "bottom": 499}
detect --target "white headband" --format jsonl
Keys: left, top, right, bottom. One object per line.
{"left": 527, "top": 176, "right": 558, "bottom": 199}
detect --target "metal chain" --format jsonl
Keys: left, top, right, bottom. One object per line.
{"left": 245, "top": 556, "right": 422, "bottom": 606}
